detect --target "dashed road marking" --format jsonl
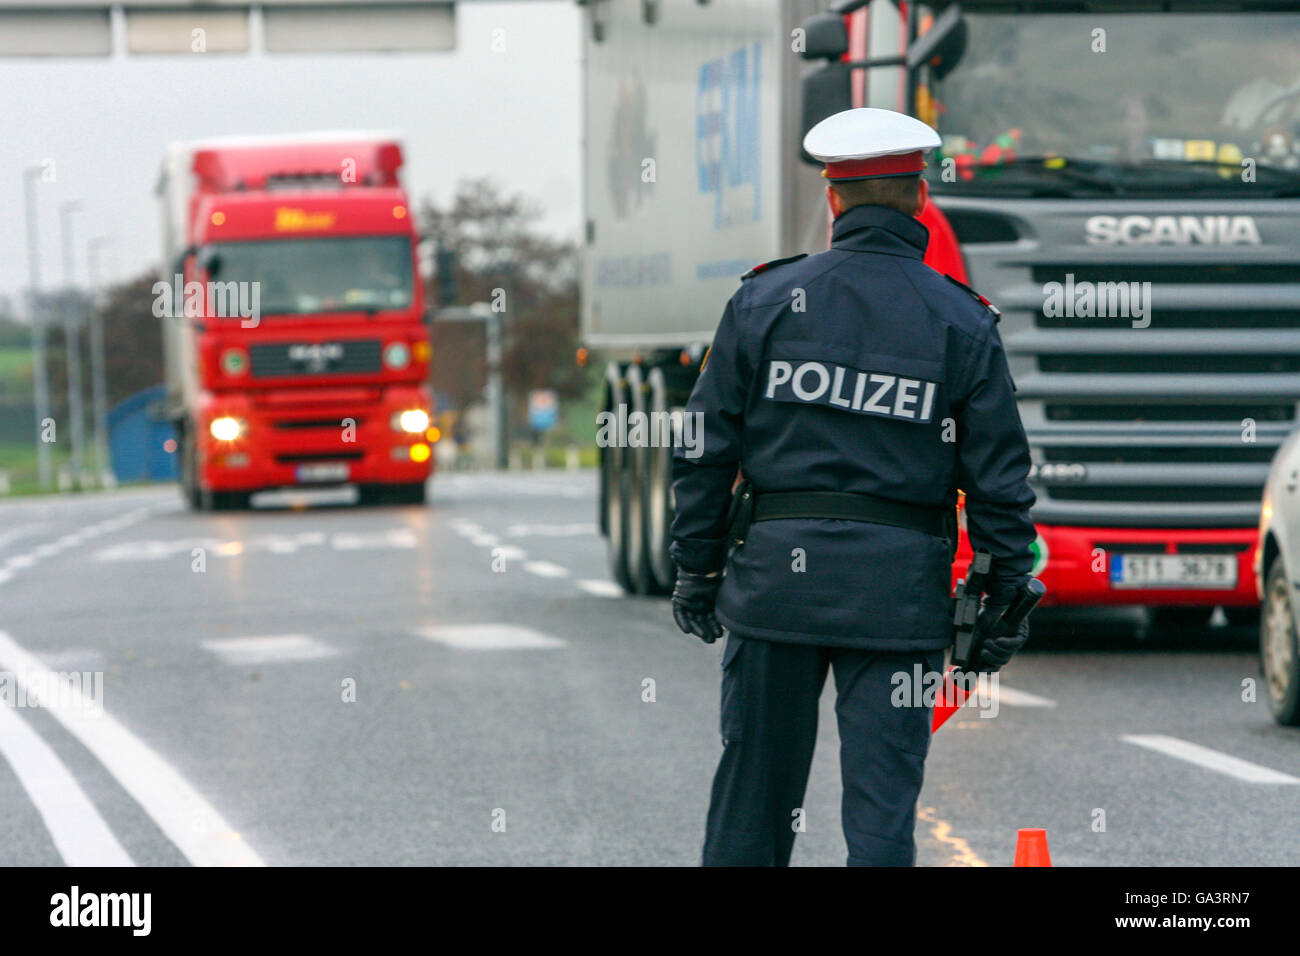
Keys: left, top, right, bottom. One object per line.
{"left": 201, "top": 634, "right": 339, "bottom": 666}
{"left": 95, "top": 528, "right": 417, "bottom": 562}
{"left": 0, "top": 630, "right": 264, "bottom": 866}
{"left": 331, "top": 529, "right": 417, "bottom": 550}
{"left": 0, "top": 523, "right": 44, "bottom": 550}
{"left": 1121, "top": 734, "right": 1300, "bottom": 784}
{"left": 577, "top": 579, "right": 624, "bottom": 598}
{"left": 0, "top": 699, "right": 134, "bottom": 866}
{"left": 505, "top": 523, "right": 597, "bottom": 538}
{"left": 418, "top": 624, "right": 567, "bottom": 650}
{"left": 523, "top": 560, "right": 570, "bottom": 579}
{"left": 991, "top": 685, "right": 1057, "bottom": 708}
{"left": 1, "top": 506, "right": 152, "bottom": 584}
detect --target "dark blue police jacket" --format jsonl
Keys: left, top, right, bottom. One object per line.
{"left": 669, "top": 203, "right": 1036, "bottom": 651}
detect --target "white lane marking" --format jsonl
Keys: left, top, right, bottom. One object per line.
{"left": 201, "top": 634, "right": 338, "bottom": 666}
{"left": 505, "top": 523, "right": 597, "bottom": 538}
{"left": 38, "top": 648, "right": 107, "bottom": 670}
{"left": 331, "top": 529, "right": 417, "bottom": 550}
{"left": 491, "top": 545, "right": 527, "bottom": 562}
{"left": 1121, "top": 734, "right": 1300, "bottom": 784}
{"left": 0, "top": 523, "right": 44, "bottom": 550}
{"left": 418, "top": 625, "right": 567, "bottom": 650}
{"left": 523, "top": 560, "right": 570, "bottom": 579}
{"left": 95, "top": 528, "right": 415, "bottom": 562}
{"left": 577, "top": 579, "right": 624, "bottom": 598}
{"left": 990, "top": 685, "right": 1057, "bottom": 708}
{"left": 0, "top": 630, "right": 265, "bottom": 866}
{"left": 1, "top": 506, "right": 152, "bottom": 584}
{"left": 0, "top": 701, "right": 134, "bottom": 866}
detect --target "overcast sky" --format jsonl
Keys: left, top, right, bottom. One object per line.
{"left": 0, "top": 1, "right": 580, "bottom": 307}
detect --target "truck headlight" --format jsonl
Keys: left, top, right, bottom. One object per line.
{"left": 210, "top": 417, "right": 244, "bottom": 441}
{"left": 394, "top": 409, "right": 430, "bottom": 434}
{"left": 383, "top": 342, "right": 411, "bottom": 370}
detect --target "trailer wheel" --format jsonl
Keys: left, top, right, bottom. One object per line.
{"left": 644, "top": 367, "right": 676, "bottom": 594}
{"left": 1262, "top": 559, "right": 1300, "bottom": 725}
{"left": 602, "top": 363, "right": 633, "bottom": 592}
{"left": 620, "top": 363, "right": 654, "bottom": 595}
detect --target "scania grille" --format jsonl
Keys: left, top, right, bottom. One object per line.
{"left": 249, "top": 340, "right": 382, "bottom": 378}
{"left": 1004, "top": 261, "right": 1300, "bottom": 528}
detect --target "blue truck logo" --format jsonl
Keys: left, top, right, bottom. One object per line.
{"left": 696, "top": 42, "right": 762, "bottom": 230}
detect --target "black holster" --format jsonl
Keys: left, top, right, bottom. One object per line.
{"left": 725, "top": 479, "right": 755, "bottom": 549}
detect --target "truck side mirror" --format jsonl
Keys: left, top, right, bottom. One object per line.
{"left": 798, "top": 12, "right": 848, "bottom": 61}
{"left": 800, "top": 60, "right": 852, "bottom": 165}
{"left": 172, "top": 245, "right": 197, "bottom": 277}
{"left": 198, "top": 247, "right": 223, "bottom": 279}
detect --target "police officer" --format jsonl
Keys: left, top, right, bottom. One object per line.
{"left": 669, "top": 108, "right": 1037, "bottom": 867}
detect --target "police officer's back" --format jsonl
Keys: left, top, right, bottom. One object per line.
{"left": 668, "top": 108, "right": 1037, "bottom": 866}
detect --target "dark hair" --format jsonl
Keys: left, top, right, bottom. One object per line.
{"left": 831, "top": 174, "right": 921, "bottom": 216}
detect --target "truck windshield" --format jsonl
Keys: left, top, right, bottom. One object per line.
{"left": 925, "top": 11, "right": 1300, "bottom": 197}
{"left": 204, "top": 235, "right": 414, "bottom": 317}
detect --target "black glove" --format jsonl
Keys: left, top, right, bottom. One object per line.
{"left": 671, "top": 567, "right": 724, "bottom": 644}
{"left": 970, "top": 601, "right": 1030, "bottom": 673}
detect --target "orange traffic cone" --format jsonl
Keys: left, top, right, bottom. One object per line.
{"left": 1013, "top": 828, "right": 1052, "bottom": 867}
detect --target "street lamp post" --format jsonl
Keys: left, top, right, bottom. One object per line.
{"left": 87, "top": 236, "right": 113, "bottom": 487}
{"left": 59, "top": 200, "right": 86, "bottom": 490}
{"left": 22, "top": 167, "right": 52, "bottom": 488}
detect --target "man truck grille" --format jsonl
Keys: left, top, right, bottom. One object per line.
{"left": 249, "top": 340, "right": 382, "bottom": 378}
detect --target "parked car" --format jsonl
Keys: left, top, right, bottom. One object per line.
{"left": 1256, "top": 431, "right": 1300, "bottom": 725}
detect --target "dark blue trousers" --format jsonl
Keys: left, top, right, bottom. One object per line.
{"left": 701, "top": 634, "right": 944, "bottom": 866}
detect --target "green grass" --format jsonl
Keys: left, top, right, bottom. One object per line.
{"left": 0, "top": 347, "right": 32, "bottom": 385}
{"left": 0, "top": 439, "right": 97, "bottom": 496}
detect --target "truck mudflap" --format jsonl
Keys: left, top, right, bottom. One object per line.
{"left": 950, "top": 521, "right": 1259, "bottom": 608}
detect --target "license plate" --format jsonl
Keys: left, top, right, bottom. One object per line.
{"left": 295, "top": 462, "right": 350, "bottom": 483}
{"left": 1109, "top": 553, "right": 1237, "bottom": 590}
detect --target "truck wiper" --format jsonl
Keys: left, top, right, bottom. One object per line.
{"left": 1107, "top": 159, "right": 1300, "bottom": 195}
{"left": 956, "top": 155, "right": 1121, "bottom": 194}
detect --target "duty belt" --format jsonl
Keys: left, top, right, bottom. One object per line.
{"left": 748, "top": 490, "right": 954, "bottom": 541}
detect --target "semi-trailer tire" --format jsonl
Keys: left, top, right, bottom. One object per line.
{"left": 620, "top": 363, "right": 654, "bottom": 595}
{"left": 602, "top": 363, "right": 633, "bottom": 592}
{"left": 644, "top": 367, "right": 676, "bottom": 593}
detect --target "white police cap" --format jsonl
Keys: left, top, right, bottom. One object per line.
{"left": 803, "top": 107, "right": 941, "bottom": 181}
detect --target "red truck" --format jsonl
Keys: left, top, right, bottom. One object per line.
{"left": 157, "top": 131, "right": 435, "bottom": 509}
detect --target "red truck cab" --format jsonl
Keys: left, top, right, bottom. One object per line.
{"left": 158, "top": 133, "right": 434, "bottom": 508}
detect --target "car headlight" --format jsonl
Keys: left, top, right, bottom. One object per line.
{"left": 394, "top": 409, "right": 430, "bottom": 434}
{"left": 384, "top": 342, "right": 411, "bottom": 370}
{"left": 210, "top": 417, "right": 244, "bottom": 441}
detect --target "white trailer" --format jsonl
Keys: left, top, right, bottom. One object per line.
{"left": 581, "top": 0, "right": 834, "bottom": 593}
